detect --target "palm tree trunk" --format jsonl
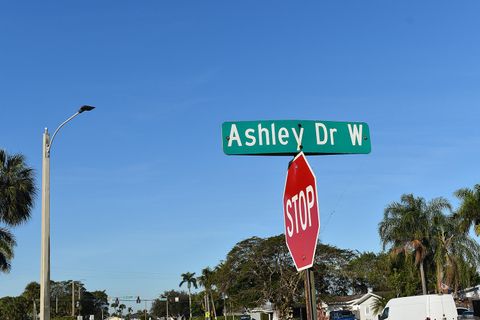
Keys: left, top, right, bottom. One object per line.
{"left": 206, "top": 292, "right": 211, "bottom": 320}
{"left": 188, "top": 288, "right": 192, "bottom": 320}
{"left": 420, "top": 261, "right": 427, "bottom": 295}
{"left": 210, "top": 292, "right": 217, "bottom": 320}
{"left": 436, "top": 263, "right": 444, "bottom": 293}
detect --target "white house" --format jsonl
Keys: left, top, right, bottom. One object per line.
{"left": 458, "top": 285, "right": 480, "bottom": 299}
{"left": 326, "top": 292, "right": 382, "bottom": 320}
{"left": 250, "top": 301, "right": 275, "bottom": 320}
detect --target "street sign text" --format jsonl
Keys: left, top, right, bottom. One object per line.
{"left": 222, "top": 120, "right": 371, "bottom": 155}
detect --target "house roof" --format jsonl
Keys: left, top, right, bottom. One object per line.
{"left": 459, "top": 285, "right": 480, "bottom": 294}
{"left": 326, "top": 294, "right": 365, "bottom": 304}
{"left": 326, "top": 292, "right": 382, "bottom": 306}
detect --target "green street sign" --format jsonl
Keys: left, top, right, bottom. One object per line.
{"left": 222, "top": 120, "right": 371, "bottom": 155}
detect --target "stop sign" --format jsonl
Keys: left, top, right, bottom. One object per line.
{"left": 283, "top": 152, "right": 320, "bottom": 271}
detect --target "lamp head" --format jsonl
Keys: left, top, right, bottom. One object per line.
{"left": 78, "top": 105, "right": 95, "bottom": 113}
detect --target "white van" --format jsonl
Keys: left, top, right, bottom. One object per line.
{"left": 378, "top": 294, "right": 457, "bottom": 320}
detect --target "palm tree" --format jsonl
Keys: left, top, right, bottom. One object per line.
{"left": 118, "top": 303, "right": 126, "bottom": 316}
{"left": 430, "top": 213, "right": 480, "bottom": 293}
{"left": 110, "top": 301, "right": 119, "bottom": 316}
{"left": 454, "top": 184, "right": 480, "bottom": 235}
{"left": 371, "top": 294, "right": 393, "bottom": 315}
{"left": 378, "top": 194, "right": 451, "bottom": 295}
{"left": 0, "top": 150, "right": 36, "bottom": 272}
{"left": 213, "top": 262, "right": 230, "bottom": 319}
{"left": 180, "top": 272, "right": 198, "bottom": 320}
{"left": 198, "top": 267, "right": 217, "bottom": 320}
{"left": 0, "top": 227, "right": 15, "bottom": 272}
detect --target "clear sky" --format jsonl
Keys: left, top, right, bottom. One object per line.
{"left": 1, "top": 0, "right": 480, "bottom": 310}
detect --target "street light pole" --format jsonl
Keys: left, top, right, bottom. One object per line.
{"left": 40, "top": 128, "right": 51, "bottom": 320}
{"left": 40, "top": 106, "right": 95, "bottom": 320}
{"left": 71, "top": 281, "right": 75, "bottom": 317}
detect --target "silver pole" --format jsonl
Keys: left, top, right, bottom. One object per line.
{"left": 72, "top": 281, "right": 75, "bottom": 317}
{"left": 40, "top": 129, "right": 51, "bottom": 320}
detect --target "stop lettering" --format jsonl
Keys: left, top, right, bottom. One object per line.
{"left": 285, "top": 185, "right": 315, "bottom": 237}
{"left": 283, "top": 152, "right": 320, "bottom": 271}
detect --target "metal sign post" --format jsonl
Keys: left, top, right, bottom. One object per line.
{"left": 305, "top": 269, "right": 317, "bottom": 320}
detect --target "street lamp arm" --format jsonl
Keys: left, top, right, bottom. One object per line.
{"left": 47, "top": 111, "right": 81, "bottom": 154}
{"left": 47, "top": 105, "right": 95, "bottom": 155}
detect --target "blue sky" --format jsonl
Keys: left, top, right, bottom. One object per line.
{"left": 1, "top": 0, "right": 480, "bottom": 310}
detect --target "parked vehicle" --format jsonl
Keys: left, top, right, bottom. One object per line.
{"left": 459, "top": 311, "right": 480, "bottom": 320}
{"left": 458, "top": 307, "right": 470, "bottom": 315}
{"left": 330, "top": 310, "right": 357, "bottom": 320}
{"left": 378, "top": 294, "right": 457, "bottom": 320}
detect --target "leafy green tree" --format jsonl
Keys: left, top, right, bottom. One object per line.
{"left": 78, "top": 290, "right": 109, "bottom": 318}
{"left": 346, "top": 252, "right": 391, "bottom": 294}
{"left": 180, "top": 271, "right": 198, "bottom": 320}
{"left": 118, "top": 303, "right": 126, "bottom": 316}
{"left": 254, "top": 235, "right": 302, "bottom": 318}
{"left": 89, "top": 290, "right": 109, "bottom": 319}
{"left": 216, "top": 237, "right": 264, "bottom": 309}
{"left": 110, "top": 301, "right": 119, "bottom": 316}
{"left": 21, "top": 281, "right": 40, "bottom": 319}
{"left": 0, "top": 296, "right": 29, "bottom": 320}
{"left": 49, "top": 280, "right": 86, "bottom": 317}
{"left": 0, "top": 150, "right": 36, "bottom": 272}
{"left": 313, "top": 243, "right": 356, "bottom": 296}
{"left": 218, "top": 235, "right": 302, "bottom": 319}
{"left": 151, "top": 290, "right": 190, "bottom": 319}
{"left": 378, "top": 194, "right": 451, "bottom": 295}
{"left": 126, "top": 306, "right": 133, "bottom": 319}
{"left": 455, "top": 184, "right": 480, "bottom": 235}
{"left": 388, "top": 255, "right": 421, "bottom": 296}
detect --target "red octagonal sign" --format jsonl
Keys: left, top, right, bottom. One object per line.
{"left": 283, "top": 152, "right": 320, "bottom": 271}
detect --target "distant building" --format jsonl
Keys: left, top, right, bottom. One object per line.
{"left": 458, "top": 285, "right": 480, "bottom": 299}
{"left": 325, "top": 292, "right": 382, "bottom": 320}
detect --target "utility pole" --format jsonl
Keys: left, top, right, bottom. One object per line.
{"left": 144, "top": 300, "right": 147, "bottom": 320}
{"left": 166, "top": 297, "right": 169, "bottom": 320}
{"left": 72, "top": 281, "right": 75, "bottom": 317}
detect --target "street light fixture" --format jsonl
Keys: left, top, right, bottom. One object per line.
{"left": 40, "top": 106, "right": 95, "bottom": 320}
